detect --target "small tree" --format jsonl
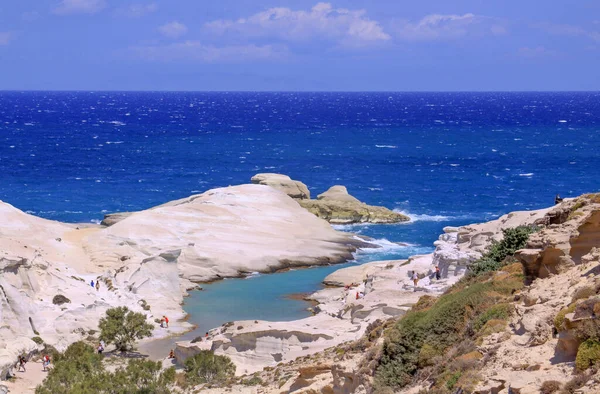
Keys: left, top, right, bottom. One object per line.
{"left": 98, "top": 306, "right": 153, "bottom": 352}
{"left": 184, "top": 350, "right": 236, "bottom": 385}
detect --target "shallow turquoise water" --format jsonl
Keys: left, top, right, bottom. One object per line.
{"left": 179, "top": 220, "right": 465, "bottom": 339}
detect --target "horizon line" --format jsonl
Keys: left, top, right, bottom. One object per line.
{"left": 1, "top": 89, "right": 599, "bottom": 94}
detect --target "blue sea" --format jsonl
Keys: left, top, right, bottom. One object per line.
{"left": 1, "top": 91, "right": 599, "bottom": 336}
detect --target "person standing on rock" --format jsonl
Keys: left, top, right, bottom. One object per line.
{"left": 90, "top": 279, "right": 94, "bottom": 288}
{"left": 95, "top": 281, "right": 100, "bottom": 292}
{"left": 42, "top": 354, "right": 50, "bottom": 371}
{"left": 435, "top": 266, "right": 441, "bottom": 280}
{"left": 17, "top": 355, "right": 26, "bottom": 372}
{"left": 412, "top": 271, "right": 419, "bottom": 291}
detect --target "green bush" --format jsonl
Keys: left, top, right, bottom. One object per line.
{"left": 35, "top": 341, "right": 175, "bottom": 394}
{"left": 473, "top": 303, "right": 512, "bottom": 332}
{"left": 375, "top": 276, "right": 521, "bottom": 390}
{"left": 35, "top": 342, "right": 104, "bottom": 394}
{"left": 184, "top": 350, "right": 236, "bottom": 385}
{"left": 446, "top": 371, "right": 461, "bottom": 391}
{"left": 575, "top": 339, "right": 600, "bottom": 371}
{"left": 99, "top": 306, "right": 153, "bottom": 351}
{"left": 469, "top": 226, "right": 537, "bottom": 276}
{"left": 540, "top": 380, "right": 561, "bottom": 394}
{"left": 52, "top": 294, "right": 71, "bottom": 305}
{"left": 31, "top": 336, "right": 44, "bottom": 345}
{"left": 554, "top": 304, "right": 577, "bottom": 331}
{"left": 571, "top": 286, "right": 596, "bottom": 303}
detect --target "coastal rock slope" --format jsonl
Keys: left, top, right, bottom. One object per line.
{"left": 0, "top": 184, "right": 365, "bottom": 381}
{"left": 174, "top": 204, "right": 550, "bottom": 379}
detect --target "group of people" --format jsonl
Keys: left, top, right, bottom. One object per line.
{"left": 90, "top": 279, "right": 100, "bottom": 291}
{"left": 16, "top": 354, "right": 51, "bottom": 373}
{"left": 160, "top": 315, "right": 169, "bottom": 328}
{"left": 411, "top": 266, "right": 442, "bottom": 292}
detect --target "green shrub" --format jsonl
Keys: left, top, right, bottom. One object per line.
{"left": 31, "top": 336, "right": 44, "bottom": 345}
{"left": 36, "top": 341, "right": 175, "bottom": 394}
{"left": 540, "top": 380, "right": 561, "bottom": 394}
{"left": 446, "top": 371, "right": 462, "bottom": 391}
{"left": 571, "top": 286, "right": 596, "bottom": 303}
{"left": 184, "top": 350, "right": 236, "bottom": 385}
{"left": 418, "top": 343, "right": 439, "bottom": 368}
{"left": 575, "top": 339, "right": 600, "bottom": 371}
{"left": 554, "top": 304, "right": 577, "bottom": 331}
{"left": 52, "top": 294, "right": 71, "bottom": 305}
{"left": 469, "top": 226, "right": 537, "bottom": 276}
{"left": 99, "top": 306, "right": 153, "bottom": 351}
{"left": 473, "top": 303, "right": 512, "bottom": 332}
{"left": 241, "top": 375, "right": 263, "bottom": 386}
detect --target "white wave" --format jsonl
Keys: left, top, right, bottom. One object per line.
{"left": 105, "top": 141, "right": 124, "bottom": 144}
{"left": 393, "top": 210, "right": 452, "bottom": 222}
{"left": 244, "top": 272, "right": 261, "bottom": 279}
{"left": 355, "top": 237, "right": 412, "bottom": 254}
{"left": 375, "top": 145, "right": 397, "bottom": 148}
{"left": 368, "top": 187, "right": 383, "bottom": 191}
{"left": 519, "top": 173, "right": 534, "bottom": 177}
{"left": 558, "top": 120, "right": 567, "bottom": 123}
{"left": 450, "top": 164, "right": 460, "bottom": 167}
{"left": 90, "top": 219, "right": 101, "bottom": 224}
{"left": 108, "top": 121, "right": 126, "bottom": 126}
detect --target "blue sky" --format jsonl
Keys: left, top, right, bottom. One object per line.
{"left": 0, "top": 0, "right": 599, "bottom": 91}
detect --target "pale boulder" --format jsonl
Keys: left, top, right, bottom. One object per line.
{"left": 250, "top": 173, "right": 310, "bottom": 200}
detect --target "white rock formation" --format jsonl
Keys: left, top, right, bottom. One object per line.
{"left": 0, "top": 184, "right": 364, "bottom": 381}
{"left": 250, "top": 173, "right": 310, "bottom": 200}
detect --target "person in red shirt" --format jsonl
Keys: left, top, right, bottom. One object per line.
{"left": 163, "top": 315, "right": 169, "bottom": 328}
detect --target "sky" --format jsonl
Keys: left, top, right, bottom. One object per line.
{"left": 0, "top": 0, "right": 599, "bottom": 91}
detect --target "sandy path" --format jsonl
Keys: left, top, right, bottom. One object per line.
{"left": 3, "top": 361, "right": 48, "bottom": 393}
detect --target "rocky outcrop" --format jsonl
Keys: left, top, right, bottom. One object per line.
{"left": 250, "top": 174, "right": 409, "bottom": 225}
{"left": 299, "top": 186, "right": 409, "bottom": 224}
{"left": 0, "top": 184, "right": 366, "bottom": 381}
{"left": 516, "top": 195, "right": 600, "bottom": 282}
{"left": 100, "top": 211, "right": 133, "bottom": 226}
{"left": 250, "top": 173, "right": 310, "bottom": 200}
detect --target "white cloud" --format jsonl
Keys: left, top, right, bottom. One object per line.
{"left": 116, "top": 3, "right": 158, "bottom": 18}
{"left": 394, "top": 13, "right": 506, "bottom": 41}
{"left": 159, "top": 21, "right": 188, "bottom": 39}
{"left": 205, "top": 2, "right": 390, "bottom": 45}
{"left": 518, "top": 46, "right": 557, "bottom": 58}
{"left": 0, "top": 32, "right": 11, "bottom": 46}
{"left": 131, "top": 41, "right": 289, "bottom": 63}
{"left": 53, "top": 0, "right": 106, "bottom": 15}
{"left": 533, "top": 22, "right": 600, "bottom": 43}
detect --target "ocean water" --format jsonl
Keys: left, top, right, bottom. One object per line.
{"left": 1, "top": 91, "right": 600, "bottom": 335}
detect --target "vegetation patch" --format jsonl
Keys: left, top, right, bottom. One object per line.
{"left": 35, "top": 341, "right": 175, "bottom": 394}
{"left": 375, "top": 270, "right": 523, "bottom": 390}
{"left": 52, "top": 294, "right": 71, "bottom": 305}
{"left": 575, "top": 339, "right": 600, "bottom": 371}
{"left": 31, "top": 336, "right": 44, "bottom": 345}
{"left": 554, "top": 304, "right": 577, "bottom": 331}
{"left": 468, "top": 226, "right": 538, "bottom": 276}
{"left": 183, "top": 350, "right": 236, "bottom": 386}
{"left": 571, "top": 286, "right": 596, "bottom": 303}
